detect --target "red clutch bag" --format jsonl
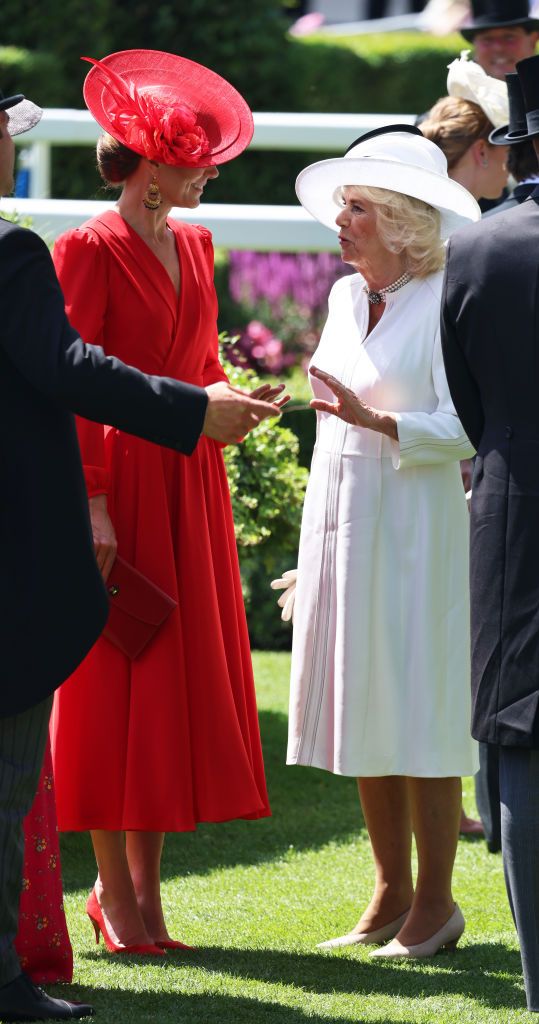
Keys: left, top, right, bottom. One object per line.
{"left": 103, "top": 556, "right": 177, "bottom": 660}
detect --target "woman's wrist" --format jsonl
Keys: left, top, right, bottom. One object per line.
{"left": 371, "top": 410, "right": 398, "bottom": 441}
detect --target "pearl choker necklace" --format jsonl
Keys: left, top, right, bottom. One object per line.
{"left": 364, "top": 272, "right": 412, "bottom": 305}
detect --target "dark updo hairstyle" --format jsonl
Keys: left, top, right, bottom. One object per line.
{"left": 96, "top": 133, "right": 142, "bottom": 187}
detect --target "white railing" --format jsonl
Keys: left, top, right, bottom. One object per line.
{"left": 8, "top": 109, "right": 417, "bottom": 249}
{"left": 0, "top": 197, "right": 339, "bottom": 251}
{"left": 14, "top": 109, "right": 417, "bottom": 199}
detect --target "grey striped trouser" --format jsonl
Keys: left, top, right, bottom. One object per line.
{"left": 0, "top": 695, "right": 53, "bottom": 988}
{"left": 500, "top": 747, "right": 539, "bottom": 1013}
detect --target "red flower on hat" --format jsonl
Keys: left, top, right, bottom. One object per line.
{"left": 82, "top": 57, "right": 211, "bottom": 165}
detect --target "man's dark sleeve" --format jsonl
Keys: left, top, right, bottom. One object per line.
{"left": 440, "top": 240, "right": 484, "bottom": 452}
{"left": 0, "top": 226, "right": 208, "bottom": 455}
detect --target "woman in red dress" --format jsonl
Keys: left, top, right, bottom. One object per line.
{"left": 50, "top": 50, "right": 276, "bottom": 954}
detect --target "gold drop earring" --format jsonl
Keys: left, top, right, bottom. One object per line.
{"left": 143, "top": 172, "right": 162, "bottom": 210}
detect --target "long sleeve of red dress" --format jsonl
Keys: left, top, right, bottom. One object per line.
{"left": 53, "top": 232, "right": 109, "bottom": 498}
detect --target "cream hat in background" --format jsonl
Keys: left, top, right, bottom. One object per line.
{"left": 295, "top": 125, "right": 481, "bottom": 240}
{"left": 447, "top": 50, "right": 509, "bottom": 128}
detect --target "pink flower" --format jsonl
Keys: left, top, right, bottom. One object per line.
{"left": 246, "top": 320, "right": 272, "bottom": 342}
{"left": 289, "top": 13, "right": 325, "bottom": 37}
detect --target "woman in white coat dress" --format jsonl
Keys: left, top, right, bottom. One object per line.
{"left": 287, "top": 125, "right": 480, "bottom": 959}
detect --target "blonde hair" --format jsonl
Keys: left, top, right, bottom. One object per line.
{"left": 338, "top": 185, "right": 445, "bottom": 278}
{"left": 420, "top": 96, "right": 493, "bottom": 170}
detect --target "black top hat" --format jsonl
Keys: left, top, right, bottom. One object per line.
{"left": 490, "top": 72, "right": 532, "bottom": 143}
{"left": 461, "top": 0, "right": 539, "bottom": 41}
{"left": 0, "top": 89, "right": 42, "bottom": 136}
{"left": 516, "top": 53, "right": 539, "bottom": 139}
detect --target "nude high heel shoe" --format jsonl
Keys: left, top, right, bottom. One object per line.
{"left": 317, "top": 909, "right": 410, "bottom": 949}
{"left": 370, "top": 903, "right": 465, "bottom": 959}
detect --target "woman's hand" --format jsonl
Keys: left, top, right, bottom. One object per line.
{"left": 250, "top": 382, "right": 291, "bottom": 410}
{"left": 309, "top": 366, "right": 398, "bottom": 440}
{"left": 88, "top": 494, "right": 117, "bottom": 582}
{"left": 270, "top": 568, "right": 297, "bottom": 623}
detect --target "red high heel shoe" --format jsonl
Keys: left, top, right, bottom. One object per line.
{"left": 155, "top": 938, "right": 195, "bottom": 951}
{"left": 86, "top": 889, "right": 166, "bottom": 956}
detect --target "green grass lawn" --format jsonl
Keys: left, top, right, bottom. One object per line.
{"left": 52, "top": 652, "right": 527, "bottom": 1024}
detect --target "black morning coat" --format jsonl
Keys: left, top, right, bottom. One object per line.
{"left": 0, "top": 217, "right": 208, "bottom": 718}
{"left": 441, "top": 189, "right": 539, "bottom": 748}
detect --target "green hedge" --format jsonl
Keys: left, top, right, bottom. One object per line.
{"left": 289, "top": 31, "right": 462, "bottom": 114}
{"left": 0, "top": 47, "right": 65, "bottom": 105}
{"left": 0, "top": 24, "right": 464, "bottom": 203}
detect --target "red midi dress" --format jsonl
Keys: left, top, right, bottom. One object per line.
{"left": 49, "top": 211, "right": 270, "bottom": 831}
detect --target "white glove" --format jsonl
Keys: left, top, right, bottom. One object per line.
{"left": 270, "top": 568, "right": 297, "bottom": 623}
{"left": 466, "top": 489, "right": 472, "bottom": 511}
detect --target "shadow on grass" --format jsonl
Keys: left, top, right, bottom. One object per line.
{"left": 49, "top": 984, "right": 413, "bottom": 1024}
{"left": 146, "top": 942, "right": 524, "bottom": 1011}
{"left": 63, "top": 942, "right": 525, "bottom": 1017}
{"left": 61, "top": 708, "right": 365, "bottom": 889}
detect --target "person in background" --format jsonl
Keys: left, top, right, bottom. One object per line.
{"left": 421, "top": 51, "right": 509, "bottom": 203}
{"left": 421, "top": 54, "right": 508, "bottom": 840}
{"left": 441, "top": 50, "right": 539, "bottom": 1014}
{"left": 460, "top": 0, "right": 539, "bottom": 81}
{"left": 50, "top": 49, "right": 279, "bottom": 957}
{"left": 485, "top": 70, "right": 539, "bottom": 213}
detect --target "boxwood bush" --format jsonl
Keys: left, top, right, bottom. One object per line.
{"left": 0, "top": 18, "right": 463, "bottom": 204}
{"left": 221, "top": 338, "right": 308, "bottom": 650}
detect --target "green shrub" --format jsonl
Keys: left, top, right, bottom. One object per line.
{"left": 221, "top": 337, "right": 308, "bottom": 650}
{"left": 0, "top": 3, "right": 111, "bottom": 106}
{"left": 0, "top": 46, "right": 65, "bottom": 105}
{"left": 1, "top": 11, "right": 464, "bottom": 204}
{"left": 291, "top": 31, "right": 462, "bottom": 115}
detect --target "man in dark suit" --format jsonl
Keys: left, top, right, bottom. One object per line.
{"left": 468, "top": 70, "right": 539, "bottom": 856}
{"left": 0, "top": 88, "right": 279, "bottom": 1022}
{"left": 441, "top": 52, "right": 539, "bottom": 1015}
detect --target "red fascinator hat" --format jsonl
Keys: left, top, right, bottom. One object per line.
{"left": 82, "top": 49, "right": 254, "bottom": 168}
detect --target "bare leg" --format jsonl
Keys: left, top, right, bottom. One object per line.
{"left": 90, "top": 830, "right": 152, "bottom": 946}
{"left": 125, "top": 831, "right": 168, "bottom": 942}
{"left": 353, "top": 777, "right": 414, "bottom": 934}
{"left": 395, "top": 776, "right": 461, "bottom": 946}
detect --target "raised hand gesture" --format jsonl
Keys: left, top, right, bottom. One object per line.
{"left": 309, "top": 366, "right": 397, "bottom": 440}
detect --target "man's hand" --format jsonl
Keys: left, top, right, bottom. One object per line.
{"left": 203, "top": 381, "right": 283, "bottom": 444}
{"left": 89, "top": 494, "right": 117, "bottom": 581}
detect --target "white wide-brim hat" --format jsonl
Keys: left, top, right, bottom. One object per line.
{"left": 296, "top": 126, "right": 481, "bottom": 240}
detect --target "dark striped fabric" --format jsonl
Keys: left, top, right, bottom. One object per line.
{"left": 500, "top": 747, "right": 539, "bottom": 1012}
